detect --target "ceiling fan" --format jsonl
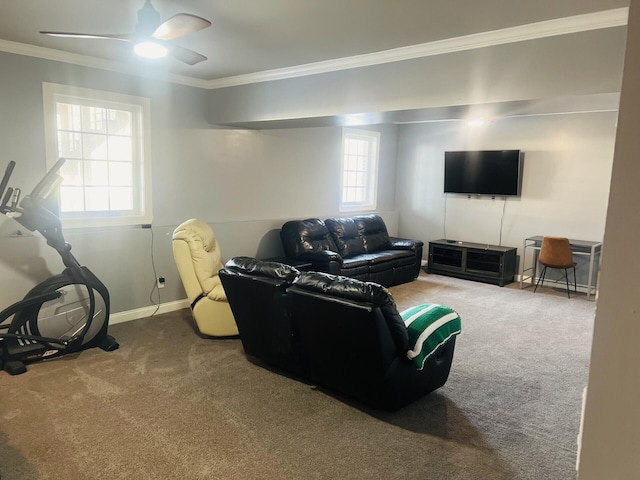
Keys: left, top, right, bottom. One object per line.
{"left": 40, "top": 0, "right": 211, "bottom": 65}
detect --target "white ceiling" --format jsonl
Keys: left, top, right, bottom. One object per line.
{"left": 0, "top": 0, "right": 630, "bottom": 84}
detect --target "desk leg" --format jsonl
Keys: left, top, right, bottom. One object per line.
{"left": 587, "top": 246, "right": 595, "bottom": 299}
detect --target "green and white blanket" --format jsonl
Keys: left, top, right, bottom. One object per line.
{"left": 401, "top": 303, "right": 461, "bottom": 370}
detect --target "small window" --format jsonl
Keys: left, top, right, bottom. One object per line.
{"left": 43, "top": 83, "right": 152, "bottom": 228}
{"left": 340, "top": 128, "right": 379, "bottom": 212}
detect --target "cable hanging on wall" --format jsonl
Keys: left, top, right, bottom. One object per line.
{"left": 147, "top": 226, "right": 161, "bottom": 316}
{"left": 443, "top": 193, "right": 448, "bottom": 239}
{"left": 498, "top": 197, "right": 507, "bottom": 246}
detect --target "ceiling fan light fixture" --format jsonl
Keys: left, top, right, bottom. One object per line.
{"left": 134, "top": 40, "right": 167, "bottom": 59}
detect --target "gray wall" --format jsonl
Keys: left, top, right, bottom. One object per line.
{"left": 208, "top": 27, "right": 626, "bottom": 125}
{"left": 0, "top": 51, "right": 399, "bottom": 315}
{"left": 394, "top": 112, "right": 618, "bottom": 272}
{"left": 0, "top": 19, "right": 627, "bottom": 317}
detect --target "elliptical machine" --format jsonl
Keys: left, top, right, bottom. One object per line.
{"left": 0, "top": 158, "right": 119, "bottom": 375}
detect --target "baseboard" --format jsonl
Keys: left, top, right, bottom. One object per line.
{"left": 109, "top": 299, "right": 190, "bottom": 325}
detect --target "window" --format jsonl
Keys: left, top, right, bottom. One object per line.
{"left": 340, "top": 128, "right": 379, "bottom": 212}
{"left": 43, "top": 82, "right": 152, "bottom": 228}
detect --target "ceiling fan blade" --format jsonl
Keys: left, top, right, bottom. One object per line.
{"left": 152, "top": 14, "right": 211, "bottom": 41}
{"left": 40, "top": 31, "right": 131, "bottom": 42}
{"left": 166, "top": 44, "right": 207, "bottom": 65}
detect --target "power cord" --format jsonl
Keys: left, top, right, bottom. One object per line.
{"left": 498, "top": 197, "right": 507, "bottom": 246}
{"left": 443, "top": 193, "right": 448, "bottom": 239}
{"left": 146, "top": 225, "right": 160, "bottom": 316}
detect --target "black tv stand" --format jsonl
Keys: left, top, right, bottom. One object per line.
{"left": 426, "top": 239, "right": 517, "bottom": 287}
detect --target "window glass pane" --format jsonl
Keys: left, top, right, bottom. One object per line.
{"left": 108, "top": 136, "right": 132, "bottom": 161}
{"left": 56, "top": 103, "right": 81, "bottom": 131}
{"left": 81, "top": 106, "right": 106, "bottom": 133}
{"left": 109, "top": 162, "right": 132, "bottom": 186}
{"left": 57, "top": 131, "right": 82, "bottom": 159}
{"left": 60, "top": 186, "right": 84, "bottom": 212}
{"left": 108, "top": 109, "right": 132, "bottom": 135}
{"left": 341, "top": 130, "right": 379, "bottom": 210}
{"left": 346, "top": 139, "right": 358, "bottom": 155}
{"left": 84, "top": 161, "right": 108, "bottom": 186}
{"left": 82, "top": 133, "right": 108, "bottom": 160}
{"left": 85, "top": 186, "right": 109, "bottom": 211}
{"left": 109, "top": 187, "right": 133, "bottom": 210}
{"left": 345, "top": 156, "right": 357, "bottom": 172}
{"left": 60, "top": 160, "right": 84, "bottom": 186}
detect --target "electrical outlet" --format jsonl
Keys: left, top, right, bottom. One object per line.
{"left": 157, "top": 276, "right": 165, "bottom": 289}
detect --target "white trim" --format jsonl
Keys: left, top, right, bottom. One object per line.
{"left": 0, "top": 8, "right": 628, "bottom": 90}
{"left": 205, "top": 7, "right": 629, "bottom": 89}
{"left": 42, "top": 82, "right": 153, "bottom": 229}
{"left": 109, "top": 299, "right": 190, "bottom": 325}
{"left": 340, "top": 128, "right": 379, "bottom": 212}
{"left": 0, "top": 38, "right": 210, "bottom": 89}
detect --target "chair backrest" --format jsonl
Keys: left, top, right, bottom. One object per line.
{"left": 219, "top": 257, "right": 303, "bottom": 372}
{"left": 172, "top": 219, "right": 225, "bottom": 303}
{"left": 539, "top": 236, "right": 574, "bottom": 268}
{"left": 291, "top": 271, "right": 408, "bottom": 355}
{"left": 280, "top": 218, "right": 339, "bottom": 258}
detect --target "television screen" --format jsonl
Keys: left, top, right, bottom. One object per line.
{"left": 444, "top": 150, "right": 523, "bottom": 196}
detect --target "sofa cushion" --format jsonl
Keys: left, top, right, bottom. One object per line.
{"left": 325, "top": 217, "right": 366, "bottom": 258}
{"left": 293, "top": 271, "right": 408, "bottom": 354}
{"left": 354, "top": 214, "right": 391, "bottom": 252}
{"left": 281, "top": 218, "right": 339, "bottom": 258}
{"left": 401, "top": 304, "right": 461, "bottom": 370}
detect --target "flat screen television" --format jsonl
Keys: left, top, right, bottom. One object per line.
{"left": 444, "top": 150, "right": 523, "bottom": 196}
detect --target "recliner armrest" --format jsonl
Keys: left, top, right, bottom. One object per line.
{"left": 389, "top": 237, "right": 424, "bottom": 251}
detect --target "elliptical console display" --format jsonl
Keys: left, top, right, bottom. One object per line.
{"left": 0, "top": 158, "right": 119, "bottom": 375}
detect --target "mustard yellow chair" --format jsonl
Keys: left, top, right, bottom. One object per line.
{"left": 172, "top": 219, "right": 238, "bottom": 337}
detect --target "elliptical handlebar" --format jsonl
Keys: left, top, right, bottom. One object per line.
{"left": 0, "top": 161, "right": 16, "bottom": 213}
{"left": 29, "top": 157, "right": 65, "bottom": 203}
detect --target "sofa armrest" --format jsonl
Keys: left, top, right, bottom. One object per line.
{"left": 389, "top": 237, "right": 424, "bottom": 251}
{"left": 297, "top": 250, "right": 343, "bottom": 274}
{"left": 297, "top": 249, "right": 342, "bottom": 262}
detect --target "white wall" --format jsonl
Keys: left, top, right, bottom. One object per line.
{"left": 394, "top": 112, "right": 618, "bottom": 276}
{"left": 578, "top": 0, "right": 640, "bottom": 477}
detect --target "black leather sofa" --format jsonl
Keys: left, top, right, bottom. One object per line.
{"left": 280, "top": 214, "right": 424, "bottom": 287}
{"left": 219, "top": 257, "right": 458, "bottom": 411}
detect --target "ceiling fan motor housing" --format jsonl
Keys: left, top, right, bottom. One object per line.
{"left": 135, "top": 0, "right": 162, "bottom": 36}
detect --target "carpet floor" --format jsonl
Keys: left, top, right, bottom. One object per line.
{"left": 0, "top": 272, "right": 594, "bottom": 480}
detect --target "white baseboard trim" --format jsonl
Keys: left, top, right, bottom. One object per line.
{"left": 109, "top": 299, "right": 190, "bottom": 325}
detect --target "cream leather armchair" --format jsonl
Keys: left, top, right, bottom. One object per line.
{"left": 172, "top": 219, "right": 238, "bottom": 337}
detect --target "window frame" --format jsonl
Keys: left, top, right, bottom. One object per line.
{"left": 339, "top": 128, "right": 380, "bottom": 212}
{"left": 42, "top": 82, "right": 152, "bottom": 228}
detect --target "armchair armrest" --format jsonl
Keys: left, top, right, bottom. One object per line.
{"left": 389, "top": 237, "right": 424, "bottom": 251}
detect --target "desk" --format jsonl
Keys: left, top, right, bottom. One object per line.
{"left": 520, "top": 236, "right": 602, "bottom": 300}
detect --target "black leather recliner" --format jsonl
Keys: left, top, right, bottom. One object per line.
{"left": 218, "top": 257, "right": 305, "bottom": 375}
{"left": 280, "top": 214, "right": 423, "bottom": 287}
{"left": 219, "top": 257, "right": 458, "bottom": 411}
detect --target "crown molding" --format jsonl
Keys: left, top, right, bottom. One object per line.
{"left": 206, "top": 7, "right": 629, "bottom": 89}
{"left": 0, "top": 7, "right": 628, "bottom": 91}
{"left": 0, "top": 38, "right": 211, "bottom": 89}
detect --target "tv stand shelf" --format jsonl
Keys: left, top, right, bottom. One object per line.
{"left": 426, "top": 239, "right": 517, "bottom": 287}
